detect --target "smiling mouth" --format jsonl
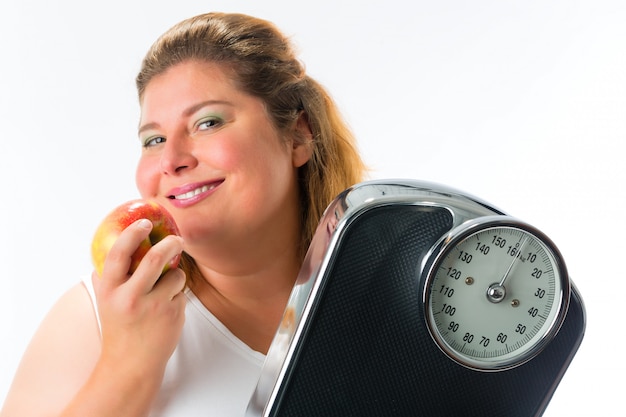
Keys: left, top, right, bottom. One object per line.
{"left": 168, "top": 183, "right": 219, "bottom": 200}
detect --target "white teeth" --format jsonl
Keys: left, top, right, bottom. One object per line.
{"left": 174, "top": 184, "right": 214, "bottom": 200}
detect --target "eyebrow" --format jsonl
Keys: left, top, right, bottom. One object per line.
{"left": 138, "top": 99, "right": 234, "bottom": 135}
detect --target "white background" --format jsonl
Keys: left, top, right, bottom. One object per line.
{"left": 1, "top": 1, "right": 623, "bottom": 415}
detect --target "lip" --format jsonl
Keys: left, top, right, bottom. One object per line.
{"left": 166, "top": 179, "right": 224, "bottom": 208}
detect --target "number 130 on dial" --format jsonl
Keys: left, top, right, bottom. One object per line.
{"left": 423, "top": 217, "right": 570, "bottom": 371}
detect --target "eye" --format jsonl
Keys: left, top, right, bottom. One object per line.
{"left": 143, "top": 136, "right": 166, "bottom": 148}
{"left": 197, "top": 116, "right": 223, "bottom": 131}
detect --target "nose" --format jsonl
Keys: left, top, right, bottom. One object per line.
{"left": 160, "top": 134, "right": 198, "bottom": 175}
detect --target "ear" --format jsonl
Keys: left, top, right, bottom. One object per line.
{"left": 291, "top": 112, "right": 314, "bottom": 168}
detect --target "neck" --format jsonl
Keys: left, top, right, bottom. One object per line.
{"left": 187, "top": 247, "right": 301, "bottom": 354}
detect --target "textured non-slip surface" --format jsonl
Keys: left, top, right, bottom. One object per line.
{"left": 269, "top": 205, "right": 585, "bottom": 417}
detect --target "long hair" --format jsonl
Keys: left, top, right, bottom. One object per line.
{"left": 136, "top": 12, "right": 366, "bottom": 279}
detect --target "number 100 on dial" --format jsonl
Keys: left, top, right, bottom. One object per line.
{"left": 423, "top": 217, "right": 570, "bottom": 371}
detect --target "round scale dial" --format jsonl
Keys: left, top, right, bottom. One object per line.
{"left": 424, "top": 218, "right": 570, "bottom": 371}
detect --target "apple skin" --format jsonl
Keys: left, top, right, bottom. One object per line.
{"left": 91, "top": 199, "right": 181, "bottom": 277}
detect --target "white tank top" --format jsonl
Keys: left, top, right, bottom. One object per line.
{"left": 83, "top": 277, "right": 265, "bottom": 416}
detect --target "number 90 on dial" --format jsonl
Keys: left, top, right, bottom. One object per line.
{"left": 423, "top": 217, "right": 570, "bottom": 371}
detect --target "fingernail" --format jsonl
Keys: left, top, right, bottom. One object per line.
{"left": 138, "top": 219, "right": 152, "bottom": 229}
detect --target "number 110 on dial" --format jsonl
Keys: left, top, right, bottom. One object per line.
{"left": 424, "top": 218, "right": 570, "bottom": 371}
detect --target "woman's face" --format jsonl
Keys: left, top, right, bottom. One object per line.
{"left": 136, "top": 60, "right": 311, "bottom": 254}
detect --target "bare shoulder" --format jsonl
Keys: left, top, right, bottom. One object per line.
{"left": 0, "top": 281, "right": 101, "bottom": 417}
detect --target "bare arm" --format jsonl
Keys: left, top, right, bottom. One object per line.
{"left": 1, "top": 219, "right": 186, "bottom": 417}
{"left": 0, "top": 282, "right": 101, "bottom": 416}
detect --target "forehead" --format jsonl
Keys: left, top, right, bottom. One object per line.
{"left": 138, "top": 60, "right": 273, "bottom": 131}
{"left": 141, "top": 60, "right": 240, "bottom": 103}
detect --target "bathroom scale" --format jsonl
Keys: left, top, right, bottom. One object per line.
{"left": 246, "top": 179, "right": 586, "bottom": 417}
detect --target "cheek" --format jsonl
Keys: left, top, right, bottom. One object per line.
{"left": 135, "top": 156, "right": 159, "bottom": 198}
{"left": 203, "top": 139, "right": 242, "bottom": 172}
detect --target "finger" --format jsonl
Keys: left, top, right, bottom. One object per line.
{"left": 100, "top": 219, "right": 153, "bottom": 287}
{"left": 152, "top": 267, "right": 187, "bottom": 300}
{"left": 128, "top": 234, "right": 184, "bottom": 294}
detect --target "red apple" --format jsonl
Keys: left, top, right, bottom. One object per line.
{"left": 91, "top": 199, "right": 181, "bottom": 277}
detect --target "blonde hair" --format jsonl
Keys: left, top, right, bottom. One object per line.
{"left": 136, "top": 12, "right": 366, "bottom": 273}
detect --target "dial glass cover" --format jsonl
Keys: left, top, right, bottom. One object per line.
{"left": 424, "top": 218, "right": 570, "bottom": 371}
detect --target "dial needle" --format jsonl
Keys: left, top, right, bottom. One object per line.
{"left": 499, "top": 236, "right": 529, "bottom": 287}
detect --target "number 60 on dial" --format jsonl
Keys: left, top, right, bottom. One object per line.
{"left": 423, "top": 217, "right": 570, "bottom": 371}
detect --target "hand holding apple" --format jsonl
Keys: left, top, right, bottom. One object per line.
{"left": 91, "top": 199, "right": 181, "bottom": 277}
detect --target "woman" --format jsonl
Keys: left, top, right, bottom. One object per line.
{"left": 1, "top": 12, "right": 365, "bottom": 417}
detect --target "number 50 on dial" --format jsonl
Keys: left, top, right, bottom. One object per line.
{"left": 423, "top": 217, "right": 570, "bottom": 371}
